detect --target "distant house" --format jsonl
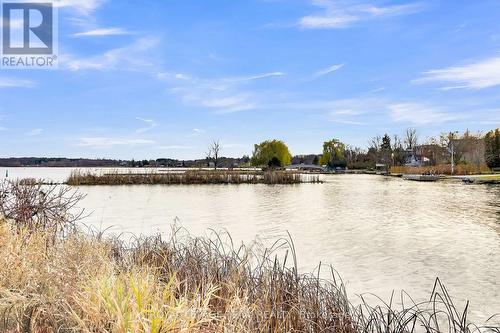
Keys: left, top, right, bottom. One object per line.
{"left": 402, "top": 138, "right": 486, "bottom": 168}
{"left": 405, "top": 146, "right": 442, "bottom": 167}
{"left": 402, "top": 148, "right": 424, "bottom": 166}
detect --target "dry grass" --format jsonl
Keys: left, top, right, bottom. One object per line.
{"left": 66, "top": 170, "right": 321, "bottom": 186}
{"left": 390, "top": 164, "right": 491, "bottom": 176}
{"left": 0, "top": 181, "right": 498, "bottom": 333}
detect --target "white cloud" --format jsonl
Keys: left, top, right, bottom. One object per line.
{"left": 156, "top": 72, "right": 192, "bottom": 81}
{"left": 285, "top": 98, "right": 460, "bottom": 126}
{"left": 192, "top": 128, "right": 205, "bottom": 134}
{"left": 135, "top": 117, "right": 157, "bottom": 134}
{"left": 232, "top": 72, "right": 285, "bottom": 82}
{"left": 324, "top": 98, "right": 376, "bottom": 125}
{"left": 26, "top": 128, "right": 43, "bottom": 136}
{"left": 78, "top": 137, "right": 155, "bottom": 147}
{"left": 369, "top": 87, "right": 386, "bottom": 93}
{"left": 200, "top": 95, "right": 256, "bottom": 114}
{"left": 185, "top": 128, "right": 207, "bottom": 138}
{"left": 388, "top": 103, "right": 458, "bottom": 125}
{"left": 174, "top": 73, "right": 191, "bottom": 80}
{"left": 0, "top": 77, "right": 36, "bottom": 88}
{"left": 299, "top": 0, "right": 421, "bottom": 29}
{"left": 159, "top": 71, "right": 284, "bottom": 114}
{"left": 62, "top": 37, "right": 159, "bottom": 71}
{"left": 415, "top": 56, "right": 500, "bottom": 90}
{"left": 303, "top": 97, "right": 384, "bottom": 113}
{"left": 73, "top": 27, "right": 130, "bottom": 37}
{"left": 53, "top": 0, "right": 106, "bottom": 15}
{"left": 314, "top": 64, "right": 344, "bottom": 77}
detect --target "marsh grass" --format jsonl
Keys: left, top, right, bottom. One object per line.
{"left": 0, "top": 181, "right": 498, "bottom": 333}
{"left": 390, "top": 165, "right": 491, "bottom": 176}
{"left": 66, "top": 169, "right": 321, "bottom": 186}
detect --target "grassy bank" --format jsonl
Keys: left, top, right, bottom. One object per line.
{"left": 0, "top": 181, "right": 498, "bottom": 332}
{"left": 66, "top": 170, "right": 321, "bottom": 186}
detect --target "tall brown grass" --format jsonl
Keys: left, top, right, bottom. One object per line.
{"left": 390, "top": 164, "right": 491, "bottom": 176}
{"left": 66, "top": 170, "right": 321, "bottom": 186}
{"left": 0, "top": 181, "right": 498, "bottom": 332}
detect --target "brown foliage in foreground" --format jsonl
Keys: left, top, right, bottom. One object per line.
{"left": 0, "top": 181, "right": 498, "bottom": 332}
{"left": 390, "top": 164, "right": 491, "bottom": 176}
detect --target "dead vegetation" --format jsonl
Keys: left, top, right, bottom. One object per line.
{"left": 65, "top": 169, "right": 322, "bottom": 185}
{"left": 0, "top": 180, "right": 498, "bottom": 333}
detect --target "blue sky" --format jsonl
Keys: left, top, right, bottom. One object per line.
{"left": 1, "top": 0, "right": 500, "bottom": 159}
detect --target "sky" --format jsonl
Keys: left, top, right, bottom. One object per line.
{"left": 1, "top": 0, "right": 500, "bottom": 160}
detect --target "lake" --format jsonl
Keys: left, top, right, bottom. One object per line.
{"left": 2, "top": 167, "right": 499, "bottom": 321}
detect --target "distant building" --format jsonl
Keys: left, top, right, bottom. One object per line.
{"left": 403, "top": 138, "right": 486, "bottom": 167}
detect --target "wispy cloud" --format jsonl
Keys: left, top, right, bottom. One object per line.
{"left": 388, "top": 103, "right": 458, "bottom": 125}
{"left": 0, "top": 77, "right": 36, "bottom": 88}
{"left": 62, "top": 37, "right": 159, "bottom": 71}
{"left": 314, "top": 64, "right": 344, "bottom": 78}
{"left": 232, "top": 72, "right": 285, "bottom": 82}
{"left": 53, "top": 0, "right": 106, "bottom": 15}
{"left": 299, "top": 0, "right": 421, "bottom": 29}
{"left": 290, "top": 97, "right": 460, "bottom": 126}
{"left": 187, "top": 128, "right": 206, "bottom": 137}
{"left": 26, "top": 128, "right": 43, "bottom": 136}
{"left": 72, "top": 27, "right": 130, "bottom": 37}
{"left": 202, "top": 95, "right": 256, "bottom": 114}
{"left": 414, "top": 56, "right": 500, "bottom": 90}
{"left": 78, "top": 137, "right": 155, "bottom": 147}
{"left": 158, "top": 71, "right": 284, "bottom": 114}
{"left": 323, "top": 98, "right": 378, "bottom": 125}
{"left": 369, "top": 87, "right": 386, "bottom": 93}
{"left": 135, "top": 117, "right": 157, "bottom": 134}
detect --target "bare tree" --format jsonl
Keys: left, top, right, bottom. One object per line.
{"left": 368, "top": 135, "right": 382, "bottom": 152}
{"left": 208, "top": 140, "right": 221, "bottom": 170}
{"left": 205, "top": 149, "right": 212, "bottom": 168}
{"left": 367, "top": 135, "right": 382, "bottom": 163}
{"left": 404, "top": 128, "right": 419, "bottom": 151}
{"left": 392, "top": 135, "right": 405, "bottom": 165}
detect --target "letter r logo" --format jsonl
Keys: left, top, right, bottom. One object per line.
{"left": 2, "top": 2, "right": 53, "bottom": 55}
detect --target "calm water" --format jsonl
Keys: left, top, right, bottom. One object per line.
{"left": 2, "top": 168, "right": 500, "bottom": 321}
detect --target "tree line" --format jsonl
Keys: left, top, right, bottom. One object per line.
{"left": 2, "top": 128, "right": 498, "bottom": 170}
{"left": 243, "top": 128, "right": 500, "bottom": 170}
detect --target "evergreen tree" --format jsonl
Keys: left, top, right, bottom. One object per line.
{"left": 485, "top": 129, "right": 500, "bottom": 168}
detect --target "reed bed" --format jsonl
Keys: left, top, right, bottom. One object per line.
{"left": 390, "top": 164, "right": 491, "bottom": 176}
{"left": 0, "top": 181, "right": 498, "bottom": 333}
{"left": 66, "top": 169, "right": 321, "bottom": 185}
